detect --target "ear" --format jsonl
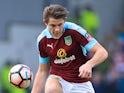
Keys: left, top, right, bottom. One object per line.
{"left": 64, "top": 17, "right": 67, "bottom": 22}
{"left": 43, "top": 19, "right": 47, "bottom": 25}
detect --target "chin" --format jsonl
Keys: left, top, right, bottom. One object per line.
{"left": 53, "top": 36, "right": 60, "bottom": 39}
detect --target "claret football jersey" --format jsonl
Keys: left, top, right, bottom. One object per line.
{"left": 37, "top": 22, "right": 97, "bottom": 83}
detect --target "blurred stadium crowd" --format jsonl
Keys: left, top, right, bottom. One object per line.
{"left": 0, "top": 0, "right": 124, "bottom": 93}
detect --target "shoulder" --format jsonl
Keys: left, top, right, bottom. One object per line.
{"left": 64, "top": 22, "right": 87, "bottom": 36}
{"left": 64, "top": 22, "right": 79, "bottom": 29}
{"left": 36, "top": 28, "right": 49, "bottom": 48}
{"left": 37, "top": 26, "right": 53, "bottom": 43}
{"left": 37, "top": 27, "right": 52, "bottom": 42}
{"left": 37, "top": 28, "right": 47, "bottom": 42}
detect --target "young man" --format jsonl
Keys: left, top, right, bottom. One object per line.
{"left": 31, "top": 4, "right": 108, "bottom": 93}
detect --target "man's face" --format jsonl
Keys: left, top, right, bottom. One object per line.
{"left": 44, "top": 17, "right": 65, "bottom": 39}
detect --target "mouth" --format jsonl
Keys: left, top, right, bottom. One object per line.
{"left": 53, "top": 32, "right": 62, "bottom": 39}
{"left": 53, "top": 31, "right": 60, "bottom": 36}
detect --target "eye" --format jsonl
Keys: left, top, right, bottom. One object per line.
{"left": 58, "top": 23, "right": 62, "bottom": 26}
{"left": 50, "top": 24, "right": 56, "bottom": 27}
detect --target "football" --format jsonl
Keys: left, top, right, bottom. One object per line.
{"left": 8, "top": 64, "right": 33, "bottom": 88}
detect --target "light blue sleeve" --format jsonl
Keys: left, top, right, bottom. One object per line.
{"left": 39, "top": 56, "right": 50, "bottom": 64}
{"left": 84, "top": 38, "right": 97, "bottom": 51}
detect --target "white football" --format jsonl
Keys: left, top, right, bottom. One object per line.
{"left": 8, "top": 64, "right": 33, "bottom": 88}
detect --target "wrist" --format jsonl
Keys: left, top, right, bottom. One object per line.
{"left": 86, "top": 61, "right": 94, "bottom": 68}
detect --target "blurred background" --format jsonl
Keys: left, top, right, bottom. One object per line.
{"left": 0, "top": 0, "right": 124, "bottom": 93}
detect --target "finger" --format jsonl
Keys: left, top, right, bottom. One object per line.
{"left": 80, "top": 71, "right": 91, "bottom": 78}
{"left": 85, "top": 72, "right": 92, "bottom": 78}
{"left": 81, "top": 71, "right": 88, "bottom": 78}
{"left": 79, "top": 71, "right": 87, "bottom": 78}
{"left": 85, "top": 73, "right": 90, "bottom": 78}
{"left": 78, "top": 71, "right": 82, "bottom": 77}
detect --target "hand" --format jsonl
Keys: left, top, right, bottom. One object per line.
{"left": 78, "top": 62, "right": 93, "bottom": 79}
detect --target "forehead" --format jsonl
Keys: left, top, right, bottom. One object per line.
{"left": 48, "top": 17, "right": 65, "bottom": 24}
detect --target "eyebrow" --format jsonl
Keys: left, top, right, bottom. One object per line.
{"left": 50, "top": 23, "right": 63, "bottom": 26}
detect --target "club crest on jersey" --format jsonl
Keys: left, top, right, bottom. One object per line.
{"left": 64, "top": 36, "right": 72, "bottom": 46}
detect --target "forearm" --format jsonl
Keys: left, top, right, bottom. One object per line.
{"left": 31, "top": 71, "right": 48, "bottom": 93}
{"left": 86, "top": 45, "right": 108, "bottom": 68}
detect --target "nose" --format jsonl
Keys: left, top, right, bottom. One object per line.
{"left": 55, "top": 26, "right": 60, "bottom": 32}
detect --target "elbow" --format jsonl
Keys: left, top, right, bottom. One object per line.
{"left": 102, "top": 48, "right": 109, "bottom": 60}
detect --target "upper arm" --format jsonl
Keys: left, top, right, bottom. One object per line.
{"left": 38, "top": 62, "right": 50, "bottom": 76}
{"left": 89, "top": 42, "right": 108, "bottom": 55}
{"left": 37, "top": 32, "right": 50, "bottom": 64}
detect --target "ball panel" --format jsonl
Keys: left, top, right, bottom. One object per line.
{"left": 20, "top": 67, "right": 31, "bottom": 79}
{"left": 20, "top": 80, "right": 31, "bottom": 88}
{"left": 10, "top": 64, "right": 22, "bottom": 72}
{"left": 10, "top": 73, "right": 22, "bottom": 85}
